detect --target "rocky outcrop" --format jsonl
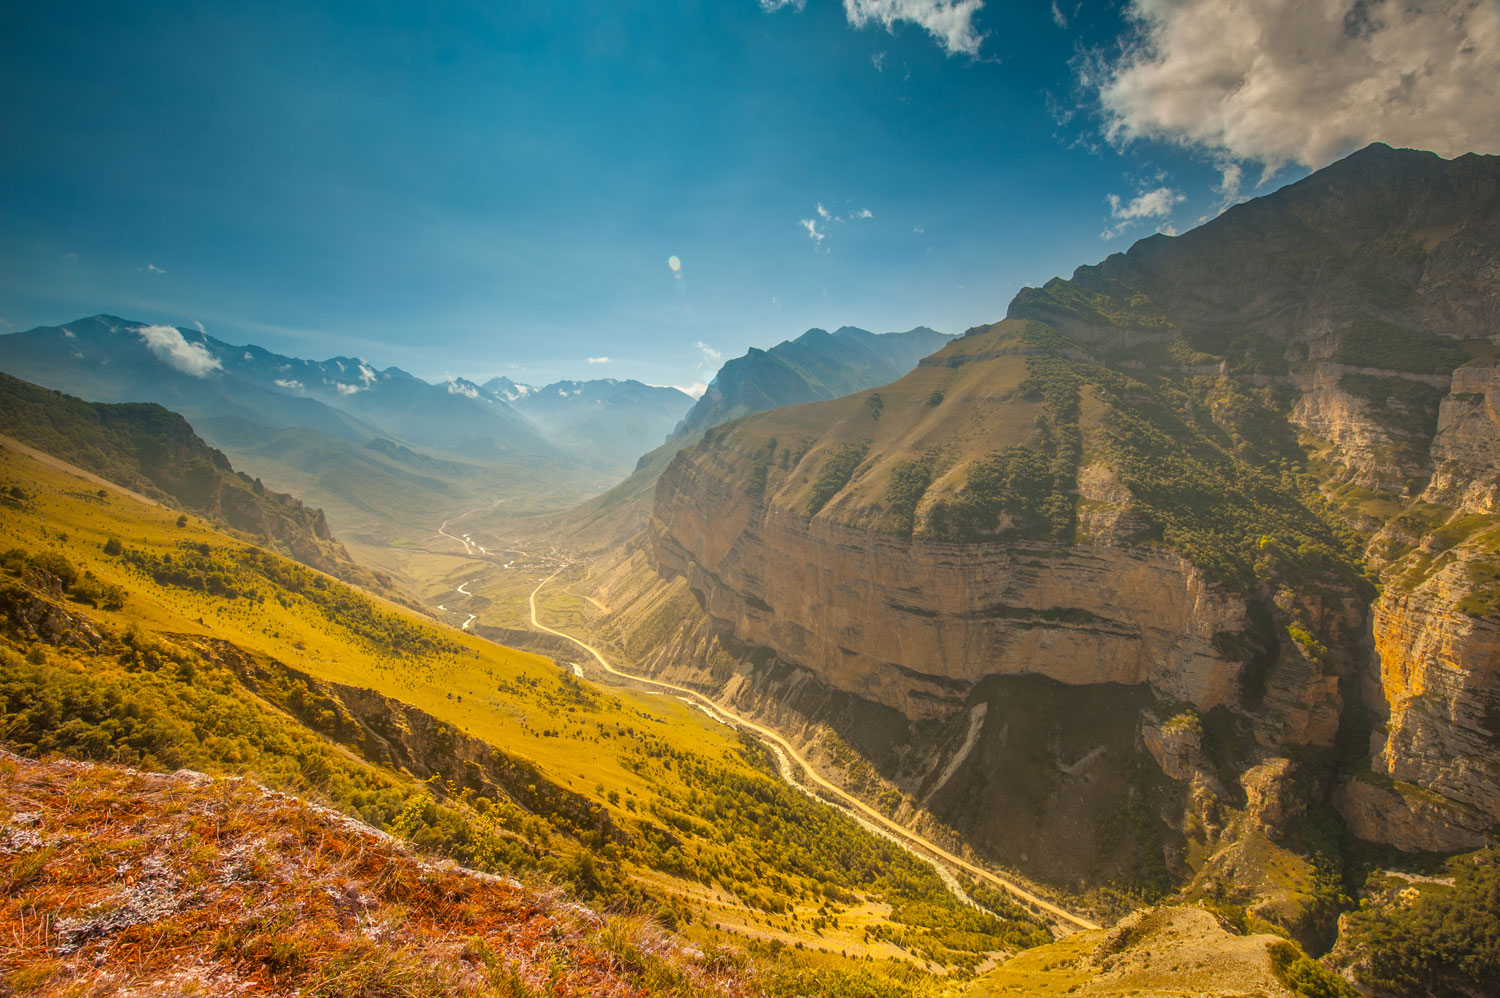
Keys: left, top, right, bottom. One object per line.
{"left": 1360, "top": 559, "right": 1500, "bottom": 848}
{"left": 1289, "top": 364, "right": 1447, "bottom": 491}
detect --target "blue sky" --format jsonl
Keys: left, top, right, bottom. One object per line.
{"left": 2, "top": 0, "right": 1496, "bottom": 392}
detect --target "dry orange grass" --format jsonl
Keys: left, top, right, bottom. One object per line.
{"left": 0, "top": 752, "right": 751, "bottom": 998}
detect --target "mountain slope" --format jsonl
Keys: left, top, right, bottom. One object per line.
{"left": 579, "top": 144, "right": 1500, "bottom": 939}
{"left": 0, "top": 372, "right": 388, "bottom": 591}
{"left": 674, "top": 325, "right": 952, "bottom": 440}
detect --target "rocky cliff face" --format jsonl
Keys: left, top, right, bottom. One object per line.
{"left": 587, "top": 145, "right": 1500, "bottom": 906}
{"left": 649, "top": 438, "right": 1248, "bottom": 720}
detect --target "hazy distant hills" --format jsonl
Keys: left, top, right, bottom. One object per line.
{"left": 673, "top": 325, "right": 951, "bottom": 440}
{"left": 461, "top": 376, "right": 693, "bottom": 475}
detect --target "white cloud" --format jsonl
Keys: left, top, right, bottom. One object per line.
{"left": 141, "top": 263, "right": 166, "bottom": 274}
{"left": 1102, "top": 185, "right": 1186, "bottom": 239}
{"left": 358, "top": 362, "right": 376, "bottom": 385}
{"left": 1051, "top": 1, "right": 1067, "bottom": 28}
{"left": 799, "top": 217, "right": 827, "bottom": 248}
{"left": 587, "top": 356, "right": 612, "bottom": 365}
{"left": 849, "top": 207, "right": 873, "bottom": 219}
{"left": 695, "top": 341, "right": 723, "bottom": 364}
{"left": 447, "top": 379, "right": 480, "bottom": 399}
{"left": 913, "top": 224, "right": 925, "bottom": 233}
{"left": 676, "top": 382, "right": 709, "bottom": 399}
{"left": 842, "top": 0, "right": 986, "bottom": 57}
{"left": 815, "top": 202, "right": 832, "bottom": 220}
{"left": 275, "top": 378, "right": 303, "bottom": 390}
{"left": 62, "top": 329, "right": 75, "bottom": 339}
{"left": 136, "top": 324, "right": 221, "bottom": 377}
{"left": 1087, "top": 0, "right": 1500, "bottom": 175}
{"left": 335, "top": 383, "right": 363, "bottom": 395}
{"left": 759, "top": 0, "right": 804, "bottom": 9}
{"left": 871, "top": 50, "right": 888, "bottom": 72}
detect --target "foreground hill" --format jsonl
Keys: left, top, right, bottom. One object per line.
{"left": 0, "top": 752, "right": 745, "bottom": 998}
{"left": 575, "top": 144, "right": 1500, "bottom": 971}
{"left": 0, "top": 437, "right": 1056, "bottom": 993}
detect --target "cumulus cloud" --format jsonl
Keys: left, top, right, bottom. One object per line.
{"left": 587, "top": 356, "right": 612, "bottom": 365}
{"left": 447, "top": 380, "right": 479, "bottom": 398}
{"left": 799, "top": 217, "right": 827, "bottom": 249}
{"left": 673, "top": 381, "right": 710, "bottom": 398}
{"left": 1087, "top": 0, "right": 1500, "bottom": 177}
{"left": 275, "top": 378, "right": 303, "bottom": 390}
{"left": 1102, "top": 185, "right": 1185, "bottom": 239}
{"left": 335, "top": 383, "right": 363, "bottom": 395}
{"left": 843, "top": 0, "right": 986, "bottom": 56}
{"left": 136, "top": 325, "right": 221, "bottom": 377}
{"left": 850, "top": 207, "right": 874, "bottom": 219}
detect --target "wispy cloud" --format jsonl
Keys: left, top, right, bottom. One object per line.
{"left": 675, "top": 381, "right": 709, "bottom": 398}
{"left": 799, "top": 217, "right": 827, "bottom": 250}
{"left": 275, "top": 378, "right": 303, "bottom": 390}
{"left": 849, "top": 207, "right": 873, "bottom": 220}
{"left": 695, "top": 341, "right": 722, "bottom": 364}
{"left": 759, "top": 0, "right": 804, "bottom": 10}
{"left": 136, "top": 324, "right": 221, "bottom": 377}
{"left": 140, "top": 263, "right": 167, "bottom": 274}
{"left": 815, "top": 202, "right": 832, "bottom": 220}
{"left": 842, "top": 0, "right": 986, "bottom": 57}
{"left": 1050, "top": 1, "right": 1067, "bottom": 29}
{"left": 1082, "top": 0, "right": 1500, "bottom": 178}
{"left": 587, "top": 356, "right": 612, "bottom": 365}
{"left": 1101, "top": 185, "right": 1185, "bottom": 239}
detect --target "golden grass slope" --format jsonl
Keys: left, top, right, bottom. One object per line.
{"left": 0, "top": 438, "right": 1041, "bottom": 979}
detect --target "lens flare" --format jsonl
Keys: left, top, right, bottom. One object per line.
{"left": 667, "top": 255, "right": 682, "bottom": 273}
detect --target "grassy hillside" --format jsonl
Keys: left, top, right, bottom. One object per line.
{"left": 0, "top": 439, "right": 1048, "bottom": 989}
{"left": 0, "top": 372, "right": 394, "bottom": 593}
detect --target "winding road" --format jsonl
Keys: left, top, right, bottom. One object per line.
{"left": 528, "top": 570, "right": 1100, "bottom": 933}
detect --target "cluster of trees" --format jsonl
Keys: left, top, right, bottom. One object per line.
{"left": 2, "top": 545, "right": 125, "bottom": 609}
{"left": 1339, "top": 848, "right": 1500, "bottom": 997}
{"left": 613, "top": 730, "right": 1046, "bottom": 963}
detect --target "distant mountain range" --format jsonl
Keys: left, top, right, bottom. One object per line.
{"left": 448, "top": 375, "right": 693, "bottom": 474}
{"left": 0, "top": 315, "right": 946, "bottom": 552}
{"left": 0, "top": 315, "right": 694, "bottom": 542}
{"left": 512, "top": 324, "right": 954, "bottom": 552}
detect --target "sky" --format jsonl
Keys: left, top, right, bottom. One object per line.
{"left": 2, "top": 0, "right": 1497, "bottom": 394}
